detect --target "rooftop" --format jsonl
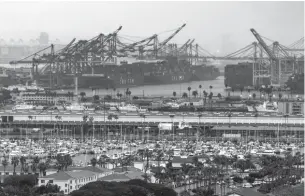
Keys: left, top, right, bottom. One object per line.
{"left": 40, "top": 170, "right": 97, "bottom": 181}
{"left": 231, "top": 188, "right": 267, "bottom": 196}
{"left": 172, "top": 156, "right": 194, "bottom": 164}
{"left": 75, "top": 166, "right": 112, "bottom": 173}
{"left": 212, "top": 125, "right": 305, "bottom": 131}
{"left": 98, "top": 173, "right": 131, "bottom": 182}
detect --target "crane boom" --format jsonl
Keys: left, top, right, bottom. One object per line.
{"left": 188, "top": 39, "right": 195, "bottom": 46}
{"left": 120, "top": 34, "right": 157, "bottom": 51}
{"left": 159, "top": 24, "right": 186, "bottom": 47}
{"left": 179, "top": 39, "right": 191, "bottom": 50}
{"left": 250, "top": 28, "right": 277, "bottom": 60}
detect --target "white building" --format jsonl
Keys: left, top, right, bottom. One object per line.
{"left": 19, "top": 92, "right": 74, "bottom": 104}
{"left": 38, "top": 170, "right": 98, "bottom": 194}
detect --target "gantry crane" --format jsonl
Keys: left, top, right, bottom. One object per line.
{"left": 250, "top": 28, "right": 297, "bottom": 87}
{"left": 154, "top": 23, "right": 186, "bottom": 57}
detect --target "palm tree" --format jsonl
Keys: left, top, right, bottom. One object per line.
{"left": 187, "top": 87, "right": 191, "bottom": 101}
{"left": 108, "top": 114, "right": 113, "bottom": 121}
{"left": 192, "top": 90, "right": 198, "bottom": 98}
{"left": 27, "top": 115, "right": 33, "bottom": 138}
{"left": 208, "top": 92, "right": 213, "bottom": 108}
{"left": 38, "top": 162, "right": 47, "bottom": 176}
{"left": 23, "top": 163, "right": 29, "bottom": 174}
{"left": 169, "top": 114, "right": 175, "bottom": 141}
{"left": 203, "top": 90, "right": 208, "bottom": 106}
{"left": 2, "top": 158, "right": 8, "bottom": 174}
{"left": 89, "top": 116, "right": 94, "bottom": 143}
{"left": 93, "top": 95, "right": 99, "bottom": 103}
{"left": 228, "top": 112, "right": 232, "bottom": 127}
{"left": 197, "top": 114, "right": 202, "bottom": 142}
{"left": 80, "top": 92, "right": 86, "bottom": 102}
{"left": 63, "top": 154, "right": 73, "bottom": 171}
{"left": 199, "top": 84, "right": 202, "bottom": 97}
{"left": 209, "top": 85, "right": 213, "bottom": 93}
{"left": 113, "top": 115, "right": 119, "bottom": 121}
{"left": 240, "top": 87, "right": 244, "bottom": 96}
{"left": 143, "top": 149, "right": 153, "bottom": 182}
{"left": 259, "top": 87, "right": 264, "bottom": 100}
{"left": 182, "top": 92, "right": 188, "bottom": 99}
{"left": 279, "top": 93, "right": 283, "bottom": 100}
{"left": 98, "top": 156, "right": 106, "bottom": 168}
{"left": 113, "top": 88, "right": 116, "bottom": 98}
{"left": 139, "top": 114, "right": 147, "bottom": 142}
{"left": 20, "top": 156, "right": 26, "bottom": 173}
{"left": 217, "top": 93, "right": 222, "bottom": 99}
{"left": 117, "top": 93, "right": 123, "bottom": 103}
{"left": 90, "top": 158, "right": 97, "bottom": 167}
{"left": 82, "top": 115, "right": 88, "bottom": 143}
{"left": 172, "top": 91, "right": 177, "bottom": 98}
{"left": 11, "top": 157, "right": 19, "bottom": 174}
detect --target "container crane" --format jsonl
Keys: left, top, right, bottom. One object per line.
{"left": 250, "top": 28, "right": 280, "bottom": 85}
{"left": 158, "top": 23, "right": 186, "bottom": 48}
{"left": 154, "top": 23, "right": 186, "bottom": 57}
{"left": 250, "top": 29, "right": 277, "bottom": 60}
{"left": 118, "top": 34, "right": 157, "bottom": 53}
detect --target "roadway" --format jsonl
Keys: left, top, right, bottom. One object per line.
{"left": 0, "top": 110, "right": 303, "bottom": 126}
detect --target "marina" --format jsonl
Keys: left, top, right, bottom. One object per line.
{"left": 0, "top": 1, "right": 304, "bottom": 196}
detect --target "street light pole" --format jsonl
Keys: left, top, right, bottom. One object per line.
{"left": 197, "top": 114, "right": 202, "bottom": 143}
{"left": 169, "top": 114, "right": 175, "bottom": 141}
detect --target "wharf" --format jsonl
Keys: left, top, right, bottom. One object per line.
{"left": 0, "top": 110, "right": 304, "bottom": 127}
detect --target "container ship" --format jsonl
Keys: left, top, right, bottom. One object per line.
{"left": 285, "top": 73, "right": 304, "bottom": 94}
{"left": 34, "top": 56, "right": 220, "bottom": 89}
{"left": 224, "top": 62, "right": 266, "bottom": 89}
{"left": 0, "top": 67, "right": 18, "bottom": 87}
{"left": 224, "top": 58, "right": 304, "bottom": 90}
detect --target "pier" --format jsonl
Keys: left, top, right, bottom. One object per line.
{"left": 0, "top": 110, "right": 304, "bottom": 126}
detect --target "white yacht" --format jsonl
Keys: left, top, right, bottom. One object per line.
{"left": 57, "top": 148, "right": 69, "bottom": 155}
{"left": 34, "top": 148, "right": 46, "bottom": 156}
{"left": 12, "top": 103, "right": 35, "bottom": 110}
{"left": 65, "top": 103, "right": 86, "bottom": 111}
{"left": 119, "top": 104, "right": 146, "bottom": 112}
{"left": 173, "top": 148, "right": 182, "bottom": 156}
{"left": 5, "top": 85, "right": 27, "bottom": 92}
{"left": 247, "top": 101, "right": 278, "bottom": 113}
{"left": 9, "top": 150, "right": 21, "bottom": 157}
{"left": 178, "top": 121, "right": 192, "bottom": 129}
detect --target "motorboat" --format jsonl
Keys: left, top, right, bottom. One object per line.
{"left": 178, "top": 121, "right": 192, "bottom": 130}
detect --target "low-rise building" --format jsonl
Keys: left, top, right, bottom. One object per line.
{"left": 171, "top": 156, "right": 194, "bottom": 168}
{"left": 98, "top": 173, "right": 131, "bottom": 182}
{"left": 18, "top": 92, "right": 74, "bottom": 104}
{"left": 278, "top": 101, "right": 304, "bottom": 115}
{"left": 38, "top": 170, "right": 98, "bottom": 194}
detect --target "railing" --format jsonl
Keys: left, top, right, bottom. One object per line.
{"left": 6, "top": 114, "right": 304, "bottom": 126}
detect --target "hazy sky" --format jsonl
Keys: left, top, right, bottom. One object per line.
{"left": 0, "top": 1, "right": 303, "bottom": 55}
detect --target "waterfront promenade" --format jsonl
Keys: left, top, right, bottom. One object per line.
{"left": 0, "top": 110, "right": 303, "bottom": 126}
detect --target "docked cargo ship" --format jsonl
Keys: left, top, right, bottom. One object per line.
{"left": 225, "top": 57, "right": 304, "bottom": 90}
{"left": 0, "top": 67, "right": 18, "bottom": 87}
{"left": 224, "top": 62, "right": 270, "bottom": 89}
{"left": 286, "top": 73, "right": 304, "bottom": 94}
{"left": 34, "top": 56, "right": 220, "bottom": 89}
